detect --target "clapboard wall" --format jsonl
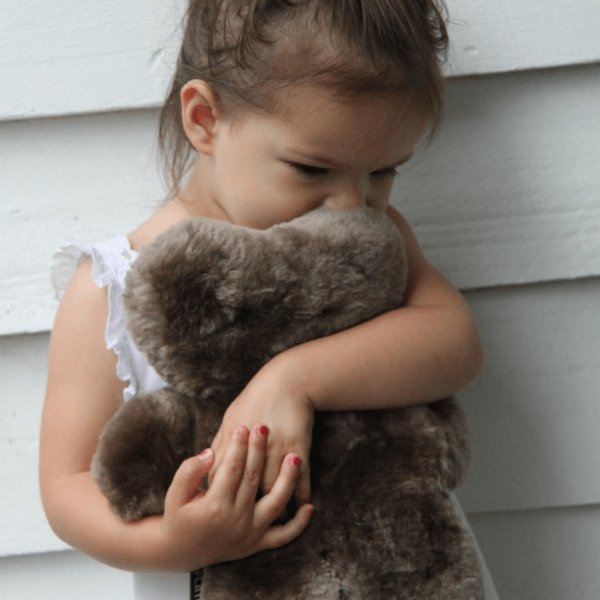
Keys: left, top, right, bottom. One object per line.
{"left": 1, "top": 2, "right": 599, "bottom": 598}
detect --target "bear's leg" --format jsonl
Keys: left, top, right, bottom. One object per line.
{"left": 91, "top": 389, "right": 208, "bottom": 521}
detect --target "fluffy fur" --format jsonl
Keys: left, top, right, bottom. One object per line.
{"left": 92, "top": 206, "right": 484, "bottom": 599}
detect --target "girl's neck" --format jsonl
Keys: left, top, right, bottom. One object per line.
{"left": 175, "top": 158, "right": 230, "bottom": 222}
{"left": 127, "top": 162, "right": 226, "bottom": 252}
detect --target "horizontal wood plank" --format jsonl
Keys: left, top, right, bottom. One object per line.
{"left": 0, "top": 110, "right": 164, "bottom": 335}
{"left": 0, "top": 0, "right": 186, "bottom": 121}
{"left": 0, "top": 551, "right": 132, "bottom": 599}
{"left": 457, "top": 278, "right": 600, "bottom": 513}
{"left": 0, "top": 333, "right": 61, "bottom": 556}
{"left": 469, "top": 505, "right": 600, "bottom": 600}
{"left": 2, "top": 64, "right": 600, "bottom": 335}
{"left": 396, "top": 62, "right": 600, "bottom": 290}
{"left": 1, "top": 0, "right": 600, "bottom": 120}
{"left": 445, "top": 0, "right": 600, "bottom": 77}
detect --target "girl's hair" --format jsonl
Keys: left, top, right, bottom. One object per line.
{"left": 159, "top": 0, "right": 449, "bottom": 198}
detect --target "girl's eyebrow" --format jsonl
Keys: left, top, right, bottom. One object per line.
{"left": 284, "top": 149, "right": 414, "bottom": 169}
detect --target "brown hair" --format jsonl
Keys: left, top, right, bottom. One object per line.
{"left": 158, "top": 0, "right": 449, "bottom": 198}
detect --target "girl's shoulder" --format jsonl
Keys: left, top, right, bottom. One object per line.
{"left": 127, "top": 199, "right": 190, "bottom": 251}
{"left": 52, "top": 199, "right": 187, "bottom": 299}
{"left": 49, "top": 200, "right": 185, "bottom": 402}
{"left": 51, "top": 236, "right": 134, "bottom": 302}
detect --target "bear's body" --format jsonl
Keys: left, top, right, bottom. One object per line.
{"left": 92, "top": 207, "right": 483, "bottom": 599}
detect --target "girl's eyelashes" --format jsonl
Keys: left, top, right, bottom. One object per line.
{"left": 291, "top": 162, "right": 329, "bottom": 178}
{"left": 289, "top": 163, "right": 399, "bottom": 180}
{"left": 370, "top": 167, "right": 399, "bottom": 179}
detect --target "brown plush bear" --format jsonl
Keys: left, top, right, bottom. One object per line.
{"left": 92, "top": 206, "right": 484, "bottom": 599}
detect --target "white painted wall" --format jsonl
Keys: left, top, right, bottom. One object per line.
{"left": 1, "top": 1, "right": 599, "bottom": 598}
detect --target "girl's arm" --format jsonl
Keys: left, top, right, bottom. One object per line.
{"left": 210, "top": 206, "right": 483, "bottom": 501}
{"left": 268, "top": 205, "right": 484, "bottom": 410}
{"left": 40, "top": 260, "right": 311, "bottom": 573}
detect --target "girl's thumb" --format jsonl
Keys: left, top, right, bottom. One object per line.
{"left": 166, "top": 449, "right": 214, "bottom": 509}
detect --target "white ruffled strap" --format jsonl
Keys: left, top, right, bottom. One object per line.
{"left": 51, "top": 240, "right": 93, "bottom": 300}
{"left": 50, "top": 236, "right": 139, "bottom": 401}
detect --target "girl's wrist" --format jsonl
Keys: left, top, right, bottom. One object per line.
{"left": 258, "top": 349, "right": 319, "bottom": 411}
{"left": 123, "top": 514, "right": 176, "bottom": 571}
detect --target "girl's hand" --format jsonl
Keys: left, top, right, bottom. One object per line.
{"left": 210, "top": 374, "right": 315, "bottom": 507}
{"left": 160, "top": 424, "right": 313, "bottom": 571}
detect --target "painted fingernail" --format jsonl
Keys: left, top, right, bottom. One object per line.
{"left": 288, "top": 455, "right": 301, "bottom": 467}
{"left": 258, "top": 424, "right": 269, "bottom": 436}
{"left": 197, "top": 448, "right": 213, "bottom": 462}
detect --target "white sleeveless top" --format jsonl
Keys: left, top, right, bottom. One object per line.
{"left": 51, "top": 235, "right": 498, "bottom": 600}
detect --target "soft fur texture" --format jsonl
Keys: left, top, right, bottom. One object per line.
{"left": 92, "top": 206, "right": 484, "bottom": 599}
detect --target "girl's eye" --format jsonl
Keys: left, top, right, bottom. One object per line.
{"left": 370, "top": 167, "right": 399, "bottom": 179}
{"left": 291, "top": 163, "right": 329, "bottom": 178}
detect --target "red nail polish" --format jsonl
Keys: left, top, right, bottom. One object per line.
{"left": 259, "top": 425, "right": 269, "bottom": 436}
{"left": 291, "top": 455, "right": 301, "bottom": 467}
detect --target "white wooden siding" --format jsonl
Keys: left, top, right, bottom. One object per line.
{"left": 469, "top": 506, "right": 600, "bottom": 600}
{"left": 456, "top": 278, "right": 600, "bottom": 513}
{"left": 0, "top": 550, "right": 132, "bottom": 600}
{"left": 0, "top": 333, "right": 58, "bottom": 556}
{"left": 1, "top": 1, "right": 600, "bottom": 121}
{"left": 2, "top": 1, "right": 600, "bottom": 598}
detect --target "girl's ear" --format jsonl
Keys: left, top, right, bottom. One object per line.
{"left": 180, "top": 80, "right": 223, "bottom": 154}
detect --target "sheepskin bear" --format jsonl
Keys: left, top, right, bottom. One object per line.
{"left": 92, "top": 206, "right": 483, "bottom": 599}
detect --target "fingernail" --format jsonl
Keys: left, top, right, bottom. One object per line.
{"left": 307, "top": 505, "right": 315, "bottom": 517}
{"left": 258, "top": 424, "right": 269, "bottom": 436}
{"left": 234, "top": 425, "right": 248, "bottom": 440}
{"left": 197, "top": 448, "right": 213, "bottom": 462}
{"left": 288, "top": 455, "right": 301, "bottom": 467}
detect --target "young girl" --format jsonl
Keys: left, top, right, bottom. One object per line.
{"left": 41, "top": 1, "right": 498, "bottom": 598}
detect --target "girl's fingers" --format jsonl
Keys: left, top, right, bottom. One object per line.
{"left": 262, "top": 452, "right": 311, "bottom": 508}
{"left": 165, "top": 449, "right": 215, "bottom": 510}
{"left": 261, "top": 453, "right": 281, "bottom": 495}
{"left": 294, "top": 467, "right": 311, "bottom": 507}
{"left": 207, "top": 429, "right": 223, "bottom": 486}
{"left": 208, "top": 425, "right": 250, "bottom": 501}
{"left": 235, "top": 424, "right": 269, "bottom": 508}
{"left": 255, "top": 454, "right": 302, "bottom": 527}
{"left": 259, "top": 503, "right": 314, "bottom": 551}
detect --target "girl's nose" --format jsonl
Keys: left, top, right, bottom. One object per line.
{"left": 325, "top": 180, "right": 369, "bottom": 210}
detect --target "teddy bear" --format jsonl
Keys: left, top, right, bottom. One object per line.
{"left": 92, "top": 206, "right": 484, "bottom": 599}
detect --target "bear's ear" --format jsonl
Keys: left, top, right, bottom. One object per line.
{"left": 180, "top": 79, "right": 224, "bottom": 155}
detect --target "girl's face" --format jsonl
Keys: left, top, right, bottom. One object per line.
{"left": 185, "top": 85, "right": 428, "bottom": 229}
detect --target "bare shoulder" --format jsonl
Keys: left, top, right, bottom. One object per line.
{"left": 128, "top": 199, "right": 189, "bottom": 251}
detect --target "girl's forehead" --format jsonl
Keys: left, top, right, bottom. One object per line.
{"left": 275, "top": 84, "right": 415, "bottom": 117}
{"left": 264, "top": 85, "right": 428, "bottom": 157}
